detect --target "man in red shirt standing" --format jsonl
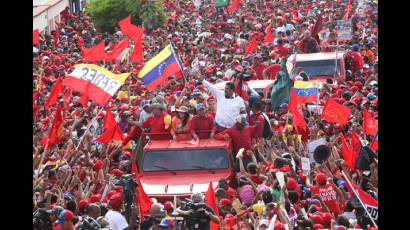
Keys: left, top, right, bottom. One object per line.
{"left": 263, "top": 61, "right": 281, "bottom": 80}
{"left": 309, "top": 173, "right": 344, "bottom": 216}
{"left": 346, "top": 44, "right": 364, "bottom": 75}
{"left": 124, "top": 103, "right": 171, "bottom": 141}
{"left": 191, "top": 103, "right": 216, "bottom": 139}
{"left": 251, "top": 54, "right": 267, "bottom": 80}
{"left": 248, "top": 101, "right": 265, "bottom": 139}
{"left": 274, "top": 39, "right": 289, "bottom": 58}
{"left": 215, "top": 115, "right": 258, "bottom": 169}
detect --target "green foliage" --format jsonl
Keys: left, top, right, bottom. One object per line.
{"left": 86, "top": 0, "right": 166, "bottom": 33}
{"left": 140, "top": 0, "right": 167, "bottom": 32}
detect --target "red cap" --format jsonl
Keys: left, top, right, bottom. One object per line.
{"left": 207, "top": 96, "right": 215, "bottom": 101}
{"left": 234, "top": 65, "right": 244, "bottom": 72}
{"left": 90, "top": 194, "right": 101, "bottom": 203}
{"left": 78, "top": 199, "right": 89, "bottom": 210}
{"left": 313, "top": 224, "right": 325, "bottom": 230}
{"left": 164, "top": 201, "right": 174, "bottom": 210}
{"left": 120, "top": 104, "right": 129, "bottom": 111}
{"left": 315, "top": 173, "right": 327, "bottom": 184}
{"left": 354, "top": 81, "right": 363, "bottom": 88}
{"left": 309, "top": 214, "right": 324, "bottom": 225}
{"left": 350, "top": 86, "right": 359, "bottom": 92}
{"left": 287, "top": 177, "right": 298, "bottom": 190}
{"left": 109, "top": 193, "right": 123, "bottom": 207}
{"left": 64, "top": 210, "right": 74, "bottom": 222}
{"left": 106, "top": 190, "right": 117, "bottom": 199}
{"left": 219, "top": 198, "right": 232, "bottom": 207}
{"left": 111, "top": 169, "right": 125, "bottom": 177}
{"left": 93, "top": 160, "right": 104, "bottom": 171}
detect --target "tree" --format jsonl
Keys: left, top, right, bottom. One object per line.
{"left": 86, "top": 0, "right": 166, "bottom": 33}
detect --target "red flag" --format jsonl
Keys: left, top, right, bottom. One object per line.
{"left": 204, "top": 182, "right": 220, "bottom": 230}
{"left": 363, "top": 109, "right": 378, "bottom": 136}
{"left": 33, "top": 29, "right": 40, "bottom": 45}
{"left": 311, "top": 14, "right": 323, "bottom": 44}
{"left": 228, "top": 0, "right": 239, "bottom": 14}
{"left": 48, "top": 104, "right": 64, "bottom": 146}
{"left": 289, "top": 9, "right": 298, "bottom": 21}
{"left": 289, "top": 89, "right": 308, "bottom": 134}
{"left": 79, "top": 94, "right": 89, "bottom": 108}
{"left": 118, "top": 15, "right": 132, "bottom": 35}
{"left": 344, "top": 175, "right": 378, "bottom": 208}
{"left": 343, "top": 0, "right": 351, "bottom": 20}
{"left": 95, "top": 107, "right": 124, "bottom": 143}
{"left": 321, "top": 98, "right": 351, "bottom": 125}
{"left": 340, "top": 136, "right": 355, "bottom": 170}
{"left": 53, "top": 24, "right": 60, "bottom": 47}
{"left": 264, "top": 25, "right": 275, "bottom": 46}
{"left": 45, "top": 78, "right": 63, "bottom": 109}
{"left": 63, "top": 88, "right": 71, "bottom": 114}
{"left": 244, "top": 36, "right": 257, "bottom": 57}
{"left": 351, "top": 131, "right": 361, "bottom": 156}
{"left": 105, "top": 38, "right": 130, "bottom": 62}
{"left": 77, "top": 36, "right": 84, "bottom": 51}
{"left": 131, "top": 156, "right": 153, "bottom": 220}
{"left": 118, "top": 15, "right": 145, "bottom": 62}
{"left": 82, "top": 41, "right": 106, "bottom": 62}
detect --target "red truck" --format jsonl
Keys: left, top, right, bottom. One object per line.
{"left": 137, "top": 135, "right": 235, "bottom": 203}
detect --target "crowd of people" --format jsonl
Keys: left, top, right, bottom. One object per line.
{"left": 33, "top": 0, "right": 378, "bottom": 229}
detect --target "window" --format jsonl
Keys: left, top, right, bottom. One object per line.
{"left": 143, "top": 149, "right": 229, "bottom": 172}
{"left": 293, "top": 59, "right": 342, "bottom": 78}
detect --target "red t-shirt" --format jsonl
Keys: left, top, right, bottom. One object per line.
{"left": 248, "top": 112, "right": 265, "bottom": 138}
{"left": 215, "top": 125, "right": 257, "bottom": 154}
{"left": 275, "top": 45, "right": 289, "bottom": 58}
{"left": 310, "top": 184, "right": 341, "bottom": 215}
{"left": 142, "top": 111, "right": 171, "bottom": 140}
{"left": 190, "top": 114, "right": 216, "bottom": 138}
{"left": 226, "top": 187, "right": 239, "bottom": 199}
{"left": 248, "top": 173, "right": 264, "bottom": 185}
{"left": 252, "top": 63, "right": 267, "bottom": 80}
{"left": 265, "top": 64, "right": 281, "bottom": 80}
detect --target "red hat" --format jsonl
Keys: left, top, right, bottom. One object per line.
{"left": 350, "top": 86, "right": 359, "bottom": 92}
{"left": 335, "top": 227, "right": 346, "bottom": 230}
{"left": 207, "top": 96, "right": 215, "bottom": 101}
{"left": 112, "top": 169, "right": 125, "bottom": 177}
{"left": 90, "top": 194, "right": 101, "bottom": 203}
{"left": 287, "top": 177, "right": 298, "bottom": 190}
{"left": 109, "top": 193, "right": 123, "bottom": 207}
{"left": 313, "top": 224, "right": 325, "bottom": 230}
{"left": 93, "top": 160, "right": 104, "bottom": 171}
{"left": 309, "top": 214, "right": 324, "bottom": 225}
{"left": 274, "top": 223, "right": 286, "bottom": 230}
{"left": 219, "top": 198, "right": 232, "bottom": 207}
{"left": 106, "top": 190, "right": 117, "bottom": 199}
{"left": 354, "top": 81, "right": 363, "bottom": 88}
{"left": 234, "top": 65, "right": 244, "bottom": 72}
{"left": 63, "top": 210, "right": 74, "bottom": 222}
{"left": 120, "top": 104, "right": 129, "bottom": 111}
{"left": 78, "top": 199, "right": 89, "bottom": 210}
{"left": 315, "top": 173, "right": 327, "bottom": 184}
{"left": 222, "top": 76, "right": 229, "bottom": 81}
{"left": 338, "top": 98, "right": 346, "bottom": 104}
{"left": 164, "top": 201, "right": 174, "bottom": 210}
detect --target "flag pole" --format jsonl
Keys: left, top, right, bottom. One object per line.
{"left": 75, "top": 106, "right": 105, "bottom": 150}
{"left": 341, "top": 171, "right": 378, "bottom": 227}
{"left": 168, "top": 40, "right": 187, "bottom": 83}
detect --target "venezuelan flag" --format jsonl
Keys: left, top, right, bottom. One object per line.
{"left": 138, "top": 45, "right": 182, "bottom": 90}
{"left": 293, "top": 80, "right": 318, "bottom": 104}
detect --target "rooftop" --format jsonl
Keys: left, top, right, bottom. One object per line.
{"left": 33, "top": 0, "right": 64, "bottom": 17}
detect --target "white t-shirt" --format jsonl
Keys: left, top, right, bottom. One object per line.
{"left": 202, "top": 80, "right": 245, "bottom": 128}
{"left": 105, "top": 210, "right": 129, "bottom": 230}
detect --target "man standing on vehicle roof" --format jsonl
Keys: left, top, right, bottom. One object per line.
{"left": 191, "top": 103, "right": 216, "bottom": 139}
{"left": 196, "top": 75, "right": 246, "bottom": 132}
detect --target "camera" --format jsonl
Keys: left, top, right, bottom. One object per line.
{"left": 180, "top": 199, "right": 210, "bottom": 223}
{"left": 33, "top": 208, "right": 52, "bottom": 230}
{"left": 117, "top": 174, "right": 138, "bottom": 222}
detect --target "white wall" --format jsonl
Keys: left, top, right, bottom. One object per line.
{"left": 33, "top": 0, "right": 69, "bottom": 34}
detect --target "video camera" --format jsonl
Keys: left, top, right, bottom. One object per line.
{"left": 117, "top": 174, "right": 138, "bottom": 223}
{"left": 33, "top": 208, "right": 52, "bottom": 230}
{"left": 180, "top": 199, "right": 210, "bottom": 222}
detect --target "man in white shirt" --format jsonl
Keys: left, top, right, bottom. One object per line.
{"left": 105, "top": 193, "right": 129, "bottom": 230}
{"left": 197, "top": 75, "right": 245, "bottom": 131}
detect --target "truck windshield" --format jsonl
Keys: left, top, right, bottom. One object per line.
{"left": 142, "top": 149, "right": 229, "bottom": 172}
{"left": 294, "top": 59, "right": 342, "bottom": 78}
